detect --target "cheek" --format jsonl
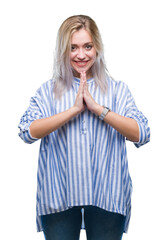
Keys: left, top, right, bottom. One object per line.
{"left": 90, "top": 50, "right": 97, "bottom": 60}
{"left": 70, "top": 52, "right": 75, "bottom": 60}
{"left": 90, "top": 53, "right": 96, "bottom": 63}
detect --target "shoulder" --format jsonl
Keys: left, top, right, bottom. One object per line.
{"left": 35, "top": 79, "right": 54, "bottom": 97}
{"left": 107, "top": 77, "right": 129, "bottom": 93}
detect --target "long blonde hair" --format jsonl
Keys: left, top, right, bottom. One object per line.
{"left": 53, "top": 15, "right": 109, "bottom": 98}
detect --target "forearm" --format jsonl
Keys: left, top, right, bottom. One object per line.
{"left": 94, "top": 104, "right": 139, "bottom": 142}
{"left": 30, "top": 106, "right": 80, "bottom": 139}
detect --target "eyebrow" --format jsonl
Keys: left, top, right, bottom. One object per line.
{"left": 71, "top": 42, "right": 93, "bottom": 46}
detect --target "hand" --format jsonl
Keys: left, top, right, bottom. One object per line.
{"left": 81, "top": 71, "right": 99, "bottom": 113}
{"left": 73, "top": 73, "right": 86, "bottom": 113}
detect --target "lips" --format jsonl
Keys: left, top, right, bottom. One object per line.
{"left": 74, "top": 60, "right": 89, "bottom": 67}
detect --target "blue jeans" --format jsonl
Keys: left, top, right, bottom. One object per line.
{"left": 41, "top": 205, "right": 126, "bottom": 240}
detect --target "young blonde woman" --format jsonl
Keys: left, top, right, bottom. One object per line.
{"left": 18, "top": 15, "right": 150, "bottom": 240}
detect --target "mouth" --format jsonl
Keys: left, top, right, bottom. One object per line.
{"left": 73, "top": 60, "right": 89, "bottom": 67}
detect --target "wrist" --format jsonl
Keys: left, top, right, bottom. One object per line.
{"left": 71, "top": 106, "right": 83, "bottom": 115}
{"left": 99, "top": 106, "right": 110, "bottom": 120}
{"left": 93, "top": 104, "right": 104, "bottom": 116}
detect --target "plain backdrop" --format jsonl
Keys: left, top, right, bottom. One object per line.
{"left": 0, "top": 0, "right": 168, "bottom": 239}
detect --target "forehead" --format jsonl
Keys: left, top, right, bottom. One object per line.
{"left": 71, "top": 29, "right": 93, "bottom": 44}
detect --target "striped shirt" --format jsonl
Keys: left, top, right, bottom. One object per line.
{"left": 18, "top": 77, "right": 150, "bottom": 233}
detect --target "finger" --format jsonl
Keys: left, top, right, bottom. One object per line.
{"left": 83, "top": 76, "right": 88, "bottom": 91}
{"left": 79, "top": 72, "right": 83, "bottom": 85}
{"left": 82, "top": 71, "right": 86, "bottom": 82}
{"left": 79, "top": 72, "right": 84, "bottom": 93}
{"left": 80, "top": 71, "right": 87, "bottom": 89}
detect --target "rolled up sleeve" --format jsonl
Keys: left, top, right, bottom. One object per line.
{"left": 124, "top": 86, "right": 150, "bottom": 148}
{"left": 18, "top": 90, "right": 45, "bottom": 144}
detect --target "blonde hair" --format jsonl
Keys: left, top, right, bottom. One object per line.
{"left": 53, "top": 15, "right": 109, "bottom": 98}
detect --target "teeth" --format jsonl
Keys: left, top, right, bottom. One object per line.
{"left": 76, "top": 61, "right": 87, "bottom": 65}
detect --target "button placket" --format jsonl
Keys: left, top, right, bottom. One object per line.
{"left": 80, "top": 113, "right": 87, "bottom": 135}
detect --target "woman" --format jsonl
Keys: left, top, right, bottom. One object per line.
{"left": 18, "top": 15, "right": 150, "bottom": 240}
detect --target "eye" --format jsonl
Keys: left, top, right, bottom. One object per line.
{"left": 85, "top": 45, "right": 93, "bottom": 50}
{"left": 71, "top": 45, "right": 77, "bottom": 51}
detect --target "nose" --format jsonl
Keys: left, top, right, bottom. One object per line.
{"left": 77, "top": 48, "right": 86, "bottom": 59}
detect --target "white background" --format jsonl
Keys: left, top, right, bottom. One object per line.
{"left": 0, "top": 0, "right": 168, "bottom": 239}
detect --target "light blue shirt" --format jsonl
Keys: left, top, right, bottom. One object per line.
{"left": 18, "top": 77, "right": 150, "bottom": 233}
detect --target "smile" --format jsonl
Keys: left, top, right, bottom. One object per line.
{"left": 74, "top": 61, "right": 89, "bottom": 67}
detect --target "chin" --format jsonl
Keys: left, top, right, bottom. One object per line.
{"left": 73, "top": 65, "right": 93, "bottom": 76}
{"left": 74, "top": 68, "right": 92, "bottom": 78}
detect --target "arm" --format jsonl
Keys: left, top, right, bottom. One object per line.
{"left": 29, "top": 78, "right": 85, "bottom": 139}
{"left": 29, "top": 106, "right": 80, "bottom": 139}
{"left": 18, "top": 79, "right": 85, "bottom": 142}
{"left": 81, "top": 71, "right": 149, "bottom": 144}
{"left": 92, "top": 105, "right": 139, "bottom": 142}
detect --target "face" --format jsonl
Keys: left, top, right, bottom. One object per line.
{"left": 70, "top": 29, "right": 97, "bottom": 79}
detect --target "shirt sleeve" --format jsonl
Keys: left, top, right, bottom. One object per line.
{"left": 124, "top": 86, "right": 150, "bottom": 148}
{"left": 18, "top": 87, "right": 45, "bottom": 144}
